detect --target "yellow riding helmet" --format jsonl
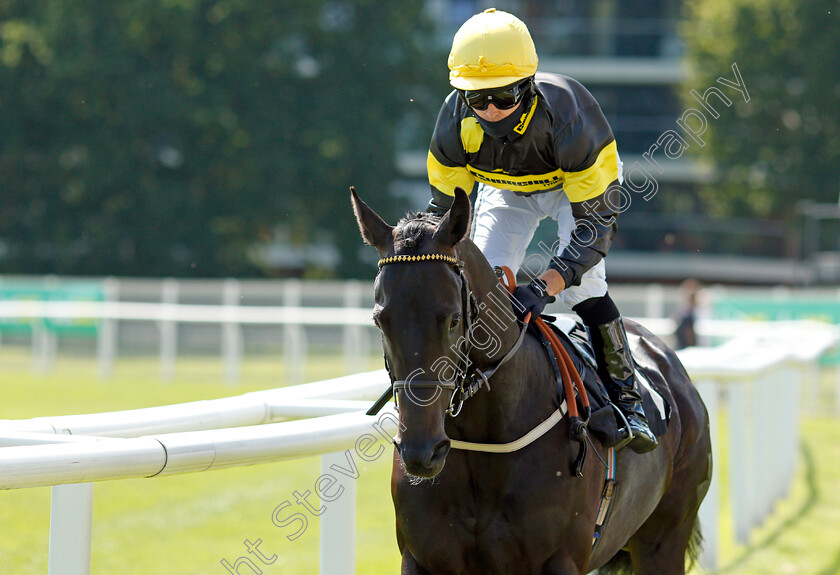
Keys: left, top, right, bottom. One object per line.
{"left": 448, "top": 8, "right": 538, "bottom": 91}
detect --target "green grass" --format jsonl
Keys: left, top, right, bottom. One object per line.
{"left": 712, "top": 418, "right": 840, "bottom": 575}
{"left": 0, "top": 347, "right": 400, "bottom": 574}
{"left": 1, "top": 349, "right": 839, "bottom": 574}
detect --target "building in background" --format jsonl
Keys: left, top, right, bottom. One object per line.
{"left": 393, "top": 0, "right": 819, "bottom": 286}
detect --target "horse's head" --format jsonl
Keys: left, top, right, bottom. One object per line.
{"left": 351, "top": 186, "right": 473, "bottom": 478}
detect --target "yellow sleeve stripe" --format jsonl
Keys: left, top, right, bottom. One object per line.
{"left": 562, "top": 140, "right": 619, "bottom": 202}
{"left": 427, "top": 151, "right": 475, "bottom": 197}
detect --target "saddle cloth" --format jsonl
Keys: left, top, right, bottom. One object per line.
{"left": 541, "top": 315, "right": 670, "bottom": 448}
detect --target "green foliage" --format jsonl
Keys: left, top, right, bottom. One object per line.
{"left": 0, "top": 0, "right": 441, "bottom": 277}
{"left": 681, "top": 0, "right": 840, "bottom": 217}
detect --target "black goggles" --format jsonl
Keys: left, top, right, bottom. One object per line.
{"left": 459, "top": 80, "right": 529, "bottom": 111}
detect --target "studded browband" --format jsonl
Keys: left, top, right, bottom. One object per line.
{"left": 378, "top": 254, "right": 458, "bottom": 269}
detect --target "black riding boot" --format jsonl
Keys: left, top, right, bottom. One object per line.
{"left": 593, "top": 317, "right": 658, "bottom": 454}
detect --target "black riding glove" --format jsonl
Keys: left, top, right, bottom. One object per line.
{"left": 511, "top": 279, "right": 555, "bottom": 322}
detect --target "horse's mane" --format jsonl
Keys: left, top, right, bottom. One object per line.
{"left": 393, "top": 211, "right": 444, "bottom": 252}
{"left": 392, "top": 211, "right": 498, "bottom": 296}
{"left": 395, "top": 211, "right": 440, "bottom": 234}
{"left": 393, "top": 210, "right": 488, "bottom": 268}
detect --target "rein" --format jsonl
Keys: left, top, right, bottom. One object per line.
{"left": 494, "top": 266, "right": 592, "bottom": 471}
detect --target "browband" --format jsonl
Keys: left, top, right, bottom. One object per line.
{"left": 378, "top": 253, "right": 458, "bottom": 269}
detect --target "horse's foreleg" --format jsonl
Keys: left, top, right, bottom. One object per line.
{"left": 540, "top": 554, "right": 584, "bottom": 575}
{"left": 401, "top": 550, "right": 433, "bottom": 575}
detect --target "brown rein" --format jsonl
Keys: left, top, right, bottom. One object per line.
{"left": 496, "top": 266, "right": 591, "bottom": 421}
{"left": 497, "top": 266, "right": 592, "bottom": 474}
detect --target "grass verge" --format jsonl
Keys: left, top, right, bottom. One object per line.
{"left": 1, "top": 351, "right": 838, "bottom": 574}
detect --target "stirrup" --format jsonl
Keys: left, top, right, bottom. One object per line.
{"left": 625, "top": 413, "right": 658, "bottom": 453}
{"left": 608, "top": 403, "right": 635, "bottom": 452}
{"left": 608, "top": 402, "right": 658, "bottom": 453}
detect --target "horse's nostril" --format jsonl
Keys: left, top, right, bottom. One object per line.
{"left": 428, "top": 439, "right": 451, "bottom": 466}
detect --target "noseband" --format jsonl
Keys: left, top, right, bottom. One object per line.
{"left": 367, "top": 252, "right": 527, "bottom": 418}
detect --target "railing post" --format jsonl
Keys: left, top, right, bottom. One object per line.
{"left": 222, "top": 279, "right": 243, "bottom": 385}
{"left": 159, "top": 278, "right": 179, "bottom": 382}
{"left": 781, "top": 364, "right": 800, "bottom": 496}
{"left": 34, "top": 275, "right": 60, "bottom": 373}
{"left": 32, "top": 323, "right": 57, "bottom": 374}
{"left": 284, "top": 280, "right": 307, "bottom": 384}
{"left": 48, "top": 483, "right": 94, "bottom": 575}
{"left": 319, "top": 452, "right": 356, "bottom": 575}
{"left": 343, "top": 281, "right": 366, "bottom": 375}
{"left": 803, "top": 354, "right": 820, "bottom": 415}
{"left": 644, "top": 283, "right": 665, "bottom": 319}
{"left": 835, "top": 361, "right": 840, "bottom": 415}
{"left": 727, "top": 378, "right": 751, "bottom": 544}
{"left": 695, "top": 379, "right": 718, "bottom": 572}
{"left": 97, "top": 277, "right": 119, "bottom": 380}
{"left": 751, "top": 372, "right": 772, "bottom": 527}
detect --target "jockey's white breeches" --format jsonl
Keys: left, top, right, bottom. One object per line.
{"left": 469, "top": 184, "right": 608, "bottom": 310}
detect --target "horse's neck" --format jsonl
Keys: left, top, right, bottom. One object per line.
{"left": 455, "top": 239, "right": 521, "bottom": 366}
{"left": 449, "top": 240, "right": 558, "bottom": 443}
{"left": 446, "top": 335, "right": 558, "bottom": 444}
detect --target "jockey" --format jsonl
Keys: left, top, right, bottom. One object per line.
{"left": 425, "top": 8, "right": 657, "bottom": 453}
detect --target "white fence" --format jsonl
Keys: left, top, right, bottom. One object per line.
{"left": 0, "top": 371, "right": 394, "bottom": 575}
{"left": 4, "top": 277, "right": 839, "bottom": 386}
{"left": 0, "top": 296, "right": 376, "bottom": 383}
{"left": 681, "top": 321, "right": 836, "bottom": 567}
{"left": 0, "top": 318, "right": 837, "bottom": 574}
{"left": 0, "top": 278, "right": 719, "bottom": 383}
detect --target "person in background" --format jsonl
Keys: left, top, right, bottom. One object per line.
{"left": 675, "top": 279, "right": 701, "bottom": 350}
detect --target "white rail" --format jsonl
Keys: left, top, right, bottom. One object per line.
{"left": 0, "top": 321, "right": 836, "bottom": 574}
{"left": 0, "top": 299, "right": 376, "bottom": 383}
{"left": 0, "top": 295, "right": 801, "bottom": 381}
{"left": 0, "top": 369, "right": 393, "bottom": 575}
{"left": 0, "top": 300, "right": 373, "bottom": 324}
{"left": 0, "top": 369, "right": 389, "bottom": 437}
{"left": 0, "top": 409, "right": 399, "bottom": 488}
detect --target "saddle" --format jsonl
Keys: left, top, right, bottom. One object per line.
{"left": 534, "top": 314, "right": 670, "bottom": 450}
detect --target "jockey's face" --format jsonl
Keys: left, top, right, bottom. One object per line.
{"left": 472, "top": 100, "right": 522, "bottom": 123}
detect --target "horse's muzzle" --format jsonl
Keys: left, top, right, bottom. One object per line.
{"left": 395, "top": 437, "right": 451, "bottom": 478}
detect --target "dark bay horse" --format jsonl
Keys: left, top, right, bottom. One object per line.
{"left": 351, "top": 186, "right": 712, "bottom": 575}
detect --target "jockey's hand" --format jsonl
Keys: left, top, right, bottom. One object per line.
{"left": 511, "top": 279, "right": 555, "bottom": 322}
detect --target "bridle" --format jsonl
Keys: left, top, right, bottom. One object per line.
{"left": 366, "top": 252, "right": 527, "bottom": 418}
{"left": 368, "top": 255, "right": 586, "bottom": 463}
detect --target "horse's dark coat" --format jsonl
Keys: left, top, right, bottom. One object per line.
{"left": 351, "top": 187, "right": 712, "bottom": 575}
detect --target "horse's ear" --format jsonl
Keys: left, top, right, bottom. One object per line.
{"left": 350, "top": 186, "right": 394, "bottom": 254}
{"left": 434, "top": 187, "right": 471, "bottom": 247}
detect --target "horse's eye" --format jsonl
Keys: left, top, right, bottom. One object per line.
{"left": 449, "top": 313, "right": 462, "bottom": 330}
{"left": 372, "top": 314, "right": 382, "bottom": 329}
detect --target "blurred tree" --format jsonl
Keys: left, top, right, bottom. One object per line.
{"left": 681, "top": 0, "right": 839, "bottom": 218}
{"left": 0, "top": 0, "right": 441, "bottom": 277}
